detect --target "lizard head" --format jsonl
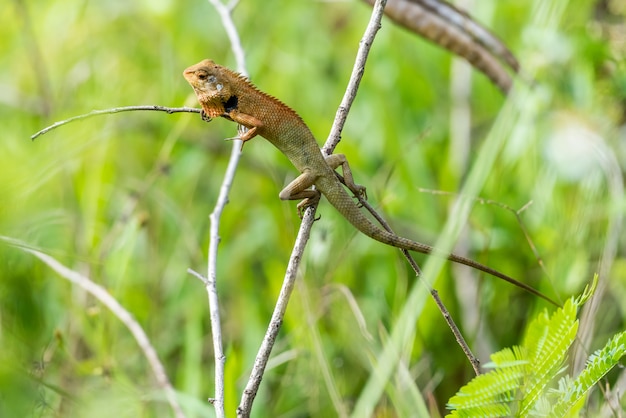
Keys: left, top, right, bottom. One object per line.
{"left": 183, "top": 59, "right": 233, "bottom": 102}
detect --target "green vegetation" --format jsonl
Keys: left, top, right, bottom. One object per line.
{"left": 447, "top": 277, "right": 626, "bottom": 417}
{"left": 1, "top": 0, "right": 624, "bottom": 416}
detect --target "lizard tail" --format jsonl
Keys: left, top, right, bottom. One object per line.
{"left": 318, "top": 177, "right": 559, "bottom": 306}
{"left": 369, "top": 227, "right": 559, "bottom": 306}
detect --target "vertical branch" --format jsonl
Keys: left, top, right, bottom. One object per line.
{"left": 207, "top": 0, "right": 247, "bottom": 75}
{"left": 202, "top": 1, "right": 248, "bottom": 416}
{"left": 203, "top": 141, "right": 239, "bottom": 418}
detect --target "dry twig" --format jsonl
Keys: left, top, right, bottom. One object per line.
{"left": 200, "top": 0, "right": 250, "bottom": 416}
{"left": 31, "top": 106, "right": 200, "bottom": 140}
{"left": 22, "top": 247, "right": 186, "bottom": 418}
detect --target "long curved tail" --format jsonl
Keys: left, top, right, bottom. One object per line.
{"left": 317, "top": 177, "right": 559, "bottom": 306}
{"left": 369, "top": 225, "right": 559, "bottom": 306}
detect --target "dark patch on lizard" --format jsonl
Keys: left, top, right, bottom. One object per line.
{"left": 224, "top": 95, "right": 238, "bottom": 113}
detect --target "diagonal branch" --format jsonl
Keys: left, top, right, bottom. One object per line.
{"left": 329, "top": 0, "right": 481, "bottom": 374}
{"left": 238, "top": 1, "right": 390, "bottom": 416}
{"left": 324, "top": 0, "right": 388, "bottom": 154}
{"left": 20, "top": 246, "right": 186, "bottom": 418}
{"left": 237, "top": 208, "right": 317, "bottom": 418}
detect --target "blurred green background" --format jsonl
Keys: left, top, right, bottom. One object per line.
{"left": 1, "top": 0, "right": 625, "bottom": 416}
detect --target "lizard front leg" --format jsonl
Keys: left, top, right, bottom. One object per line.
{"left": 278, "top": 170, "right": 320, "bottom": 217}
{"left": 226, "top": 109, "right": 263, "bottom": 143}
{"left": 324, "top": 154, "right": 367, "bottom": 200}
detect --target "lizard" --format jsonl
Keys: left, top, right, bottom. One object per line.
{"left": 183, "top": 59, "right": 558, "bottom": 306}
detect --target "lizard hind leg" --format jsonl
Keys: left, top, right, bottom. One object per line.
{"left": 279, "top": 170, "right": 321, "bottom": 218}
{"left": 325, "top": 154, "right": 367, "bottom": 200}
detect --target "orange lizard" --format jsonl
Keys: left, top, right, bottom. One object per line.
{"left": 183, "top": 59, "right": 557, "bottom": 306}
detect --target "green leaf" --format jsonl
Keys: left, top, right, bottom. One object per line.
{"left": 548, "top": 330, "right": 626, "bottom": 417}
{"left": 519, "top": 298, "right": 578, "bottom": 414}
{"left": 446, "top": 279, "right": 616, "bottom": 417}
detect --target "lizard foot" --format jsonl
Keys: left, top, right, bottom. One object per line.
{"left": 296, "top": 196, "right": 320, "bottom": 219}
{"left": 222, "top": 135, "right": 247, "bottom": 151}
{"left": 200, "top": 110, "right": 212, "bottom": 123}
{"left": 224, "top": 124, "right": 255, "bottom": 151}
{"left": 351, "top": 184, "right": 367, "bottom": 202}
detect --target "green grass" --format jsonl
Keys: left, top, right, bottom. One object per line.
{"left": 1, "top": 0, "right": 624, "bottom": 416}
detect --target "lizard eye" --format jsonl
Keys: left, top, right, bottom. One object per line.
{"left": 197, "top": 71, "right": 216, "bottom": 83}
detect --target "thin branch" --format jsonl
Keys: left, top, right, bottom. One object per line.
{"left": 22, "top": 248, "right": 186, "bottom": 418}
{"left": 357, "top": 197, "right": 481, "bottom": 375}
{"left": 202, "top": 1, "right": 249, "bottom": 417}
{"left": 319, "top": 1, "right": 479, "bottom": 374}
{"left": 323, "top": 0, "right": 388, "bottom": 153}
{"left": 31, "top": 106, "right": 200, "bottom": 140}
{"left": 187, "top": 268, "right": 209, "bottom": 285}
{"left": 207, "top": 0, "right": 247, "bottom": 75}
{"left": 237, "top": 208, "right": 317, "bottom": 418}
{"left": 330, "top": 37, "right": 482, "bottom": 369}
{"left": 238, "top": 0, "right": 390, "bottom": 415}
{"left": 204, "top": 138, "right": 241, "bottom": 418}
{"left": 350, "top": 28, "right": 548, "bottom": 418}
{"left": 432, "top": 290, "right": 481, "bottom": 372}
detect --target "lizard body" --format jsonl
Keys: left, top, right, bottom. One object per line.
{"left": 183, "top": 59, "right": 557, "bottom": 306}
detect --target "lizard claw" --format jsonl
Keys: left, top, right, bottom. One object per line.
{"left": 296, "top": 206, "right": 321, "bottom": 222}
{"left": 297, "top": 204, "right": 307, "bottom": 219}
{"left": 222, "top": 135, "right": 247, "bottom": 151}
{"left": 352, "top": 185, "right": 367, "bottom": 201}
{"left": 296, "top": 195, "right": 320, "bottom": 219}
{"left": 200, "top": 110, "right": 212, "bottom": 123}
{"left": 224, "top": 124, "right": 254, "bottom": 151}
